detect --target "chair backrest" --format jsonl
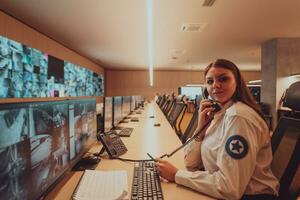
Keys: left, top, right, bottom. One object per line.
{"left": 284, "top": 81, "right": 300, "bottom": 111}
{"left": 163, "top": 96, "right": 175, "bottom": 116}
{"left": 159, "top": 94, "right": 167, "bottom": 108}
{"left": 181, "top": 108, "right": 198, "bottom": 143}
{"left": 168, "top": 102, "right": 186, "bottom": 127}
{"left": 271, "top": 81, "right": 300, "bottom": 200}
{"left": 175, "top": 94, "right": 185, "bottom": 102}
{"left": 271, "top": 117, "right": 300, "bottom": 200}
{"left": 161, "top": 95, "right": 170, "bottom": 111}
{"left": 156, "top": 95, "right": 162, "bottom": 105}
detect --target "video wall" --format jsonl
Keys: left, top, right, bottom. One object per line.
{"left": 0, "top": 35, "right": 104, "bottom": 98}
{"left": 0, "top": 99, "right": 97, "bottom": 200}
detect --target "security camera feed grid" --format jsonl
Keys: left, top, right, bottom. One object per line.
{"left": 64, "top": 61, "right": 103, "bottom": 97}
{"left": 0, "top": 99, "right": 97, "bottom": 200}
{"left": 0, "top": 104, "right": 31, "bottom": 200}
{"left": 70, "top": 100, "right": 97, "bottom": 158}
{"left": 0, "top": 35, "right": 104, "bottom": 98}
{"left": 29, "top": 102, "right": 70, "bottom": 199}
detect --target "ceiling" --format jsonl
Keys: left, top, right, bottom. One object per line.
{"left": 1, "top": 0, "right": 300, "bottom": 71}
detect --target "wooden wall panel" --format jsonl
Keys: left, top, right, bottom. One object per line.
{"left": 106, "top": 70, "right": 261, "bottom": 100}
{"left": 0, "top": 11, "right": 103, "bottom": 74}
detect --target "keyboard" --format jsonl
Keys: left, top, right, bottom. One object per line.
{"left": 118, "top": 127, "right": 133, "bottom": 137}
{"left": 130, "top": 117, "right": 139, "bottom": 122}
{"left": 131, "top": 161, "right": 164, "bottom": 200}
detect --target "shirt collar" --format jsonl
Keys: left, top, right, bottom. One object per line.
{"left": 213, "top": 100, "right": 234, "bottom": 119}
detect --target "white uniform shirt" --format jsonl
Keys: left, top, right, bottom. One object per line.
{"left": 175, "top": 101, "right": 279, "bottom": 200}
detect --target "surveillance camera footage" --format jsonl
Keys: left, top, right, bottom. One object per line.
{"left": 0, "top": 99, "right": 97, "bottom": 200}
{"left": 0, "top": 35, "right": 104, "bottom": 99}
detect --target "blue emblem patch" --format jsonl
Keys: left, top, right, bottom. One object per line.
{"left": 225, "top": 135, "right": 249, "bottom": 159}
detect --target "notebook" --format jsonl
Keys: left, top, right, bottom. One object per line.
{"left": 72, "top": 170, "right": 128, "bottom": 200}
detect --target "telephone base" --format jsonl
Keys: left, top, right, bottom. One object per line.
{"left": 72, "top": 155, "right": 101, "bottom": 171}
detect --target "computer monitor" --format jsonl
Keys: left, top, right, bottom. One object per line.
{"left": 113, "top": 96, "right": 122, "bottom": 127}
{"left": 47, "top": 55, "right": 64, "bottom": 84}
{"left": 0, "top": 99, "right": 97, "bottom": 200}
{"left": 0, "top": 101, "right": 96, "bottom": 200}
{"left": 247, "top": 85, "right": 261, "bottom": 102}
{"left": 103, "top": 97, "right": 113, "bottom": 132}
{"left": 96, "top": 103, "right": 104, "bottom": 133}
{"left": 122, "top": 96, "right": 131, "bottom": 118}
{"left": 135, "top": 95, "right": 144, "bottom": 107}
{"left": 179, "top": 86, "right": 203, "bottom": 100}
{"left": 130, "top": 96, "right": 136, "bottom": 111}
{"left": 70, "top": 99, "right": 97, "bottom": 159}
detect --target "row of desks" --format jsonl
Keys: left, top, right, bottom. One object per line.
{"left": 45, "top": 102, "right": 214, "bottom": 200}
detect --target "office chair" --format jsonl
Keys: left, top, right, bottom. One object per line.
{"left": 175, "top": 94, "right": 185, "bottom": 102}
{"left": 180, "top": 94, "right": 203, "bottom": 143}
{"left": 180, "top": 107, "right": 198, "bottom": 143}
{"left": 158, "top": 94, "right": 167, "bottom": 108}
{"left": 162, "top": 94, "right": 175, "bottom": 116}
{"left": 156, "top": 95, "right": 162, "bottom": 105}
{"left": 160, "top": 94, "right": 170, "bottom": 111}
{"left": 271, "top": 81, "right": 300, "bottom": 200}
{"left": 167, "top": 101, "right": 187, "bottom": 137}
{"left": 166, "top": 94, "right": 185, "bottom": 118}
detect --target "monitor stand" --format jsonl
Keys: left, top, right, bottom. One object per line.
{"left": 72, "top": 155, "right": 101, "bottom": 171}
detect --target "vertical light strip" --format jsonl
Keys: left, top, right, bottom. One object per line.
{"left": 147, "top": 0, "right": 154, "bottom": 86}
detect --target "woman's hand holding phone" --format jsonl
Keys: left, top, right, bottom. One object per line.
{"left": 198, "top": 100, "right": 216, "bottom": 125}
{"left": 194, "top": 99, "right": 216, "bottom": 141}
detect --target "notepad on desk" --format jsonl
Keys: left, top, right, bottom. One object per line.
{"left": 72, "top": 170, "right": 128, "bottom": 200}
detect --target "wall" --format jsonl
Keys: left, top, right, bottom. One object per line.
{"left": 262, "top": 38, "right": 300, "bottom": 128}
{"left": 0, "top": 11, "right": 104, "bottom": 103}
{"left": 106, "top": 70, "right": 261, "bottom": 100}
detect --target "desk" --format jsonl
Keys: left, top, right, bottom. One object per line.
{"left": 45, "top": 102, "right": 214, "bottom": 200}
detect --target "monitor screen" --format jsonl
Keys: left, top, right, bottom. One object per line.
{"left": 122, "top": 96, "right": 131, "bottom": 118}
{"left": 180, "top": 86, "right": 203, "bottom": 100}
{"left": 113, "top": 96, "right": 122, "bottom": 127}
{"left": 247, "top": 85, "right": 261, "bottom": 102}
{"left": 0, "top": 99, "right": 96, "bottom": 200}
{"left": 96, "top": 103, "right": 104, "bottom": 133}
{"left": 135, "top": 95, "right": 144, "bottom": 107}
{"left": 130, "top": 96, "right": 136, "bottom": 111}
{"left": 104, "top": 97, "right": 113, "bottom": 132}
{"left": 70, "top": 99, "right": 97, "bottom": 160}
{"left": 47, "top": 55, "right": 64, "bottom": 84}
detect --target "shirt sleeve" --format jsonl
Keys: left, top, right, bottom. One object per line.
{"left": 175, "top": 116, "right": 259, "bottom": 200}
{"left": 183, "top": 140, "right": 204, "bottom": 171}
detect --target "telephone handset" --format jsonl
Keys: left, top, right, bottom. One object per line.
{"left": 203, "top": 88, "right": 222, "bottom": 112}
{"left": 97, "top": 130, "right": 128, "bottom": 158}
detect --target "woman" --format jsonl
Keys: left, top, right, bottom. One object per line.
{"left": 155, "top": 59, "right": 279, "bottom": 200}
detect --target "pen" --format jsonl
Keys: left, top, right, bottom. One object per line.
{"left": 147, "top": 153, "right": 157, "bottom": 162}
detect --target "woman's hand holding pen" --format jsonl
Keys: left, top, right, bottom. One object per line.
{"left": 155, "top": 159, "right": 178, "bottom": 182}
